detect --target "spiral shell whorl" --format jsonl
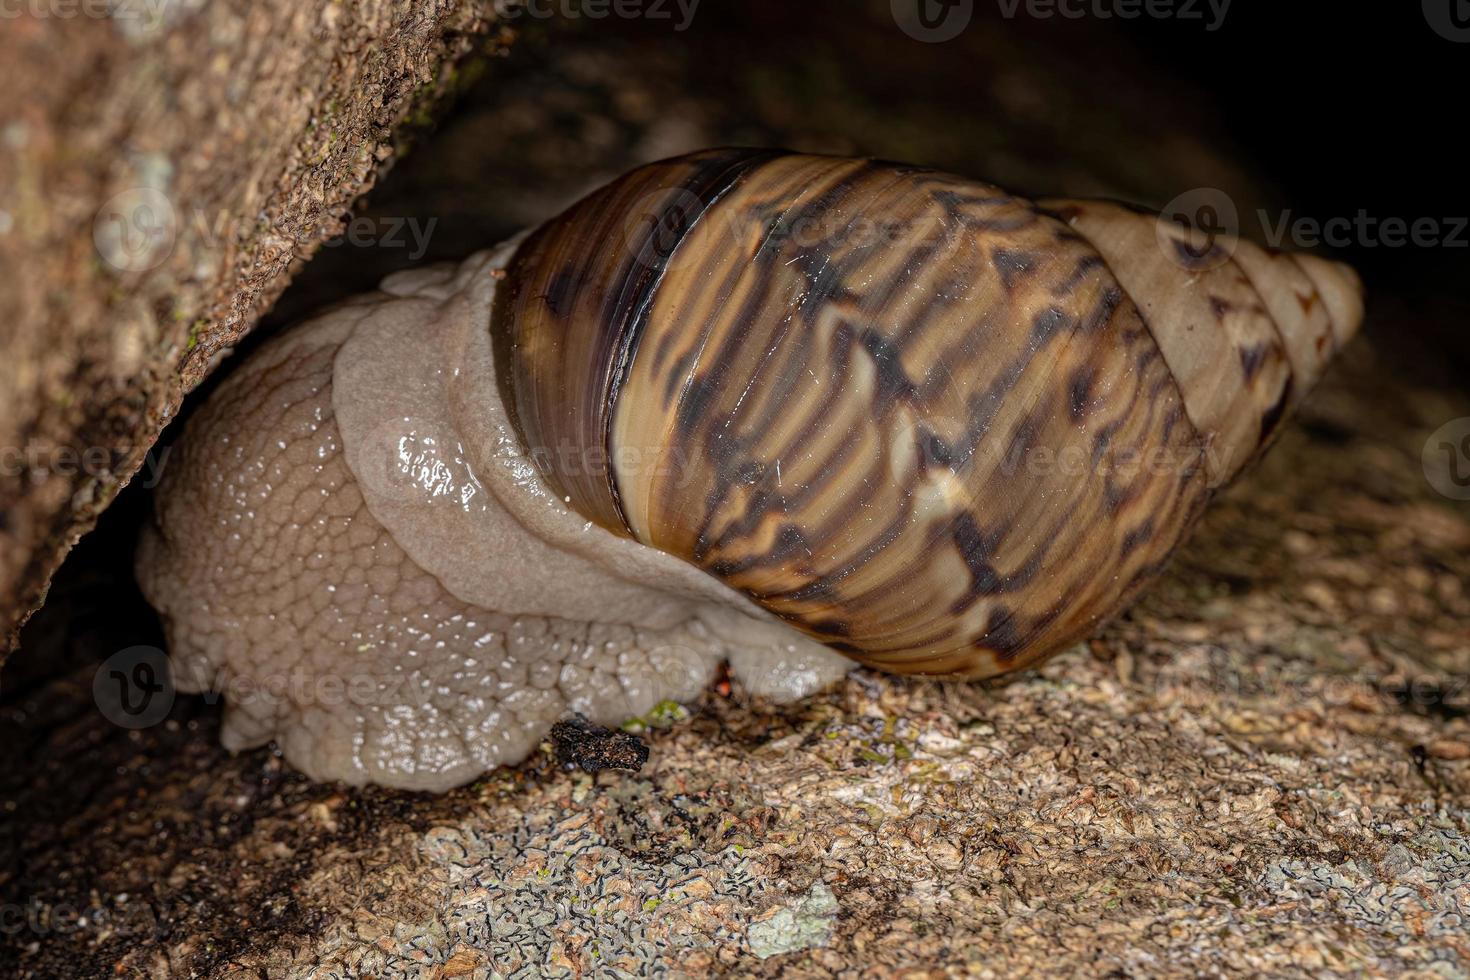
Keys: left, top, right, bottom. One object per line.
{"left": 502, "top": 150, "right": 1363, "bottom": 677}
{"left": 1040, "top": 198, "right": 1364, "bottom": 482}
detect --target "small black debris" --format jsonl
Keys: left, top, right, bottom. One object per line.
{"left": 551, "top": 714, "right": 650, "bottom": 773}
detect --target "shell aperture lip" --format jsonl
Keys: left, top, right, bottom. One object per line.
{"left": 498, "top": 148, "right": 782, "bottom": 537}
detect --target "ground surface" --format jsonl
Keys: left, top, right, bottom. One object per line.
{"left": 3, "top": 343, "right": 1469, "bottom": 977}
{"left": 3, "top": 4, "right": 1468, "bottom": 978}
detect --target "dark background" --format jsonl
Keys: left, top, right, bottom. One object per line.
{"left": 1127, "top": 2, "right": 1464, "bottom": 350}
{"left": 277, "top": 1, "right": 1470, "bottom": 382}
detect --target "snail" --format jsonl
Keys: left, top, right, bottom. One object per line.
{"left": 136, "top": 149, "right": 1363, "bottom": 790}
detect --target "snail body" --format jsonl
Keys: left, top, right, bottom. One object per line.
{"left": 137, "top": 149, "right": 1362, "bottom": 789}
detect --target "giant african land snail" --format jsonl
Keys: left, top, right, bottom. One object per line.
{"left": 137, "top": 149, "right": 1363, "bottom": 790}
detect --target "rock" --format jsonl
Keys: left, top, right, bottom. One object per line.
{"left": 0, "top": 0, "right": 511, "bottom": 651}
{"left": 748, "top": 884, "right": 840, "bottom": 960}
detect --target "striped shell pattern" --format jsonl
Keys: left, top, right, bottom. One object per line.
{"left": 498, "top": 149, "right": 1363, "bottom": 678}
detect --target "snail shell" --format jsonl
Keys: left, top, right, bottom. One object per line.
{"left": 500, "top": 148, "right": 1361, "bottom": 673}
{"left": 136, "top": 149, "right": 1362, "bottom": 789}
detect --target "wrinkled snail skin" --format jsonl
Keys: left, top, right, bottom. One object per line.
{"left": 137, "top": 149, "right": 1363, "bottom": 790}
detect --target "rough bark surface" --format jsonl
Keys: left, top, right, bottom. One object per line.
{"left": 0, "top": 0, "right": 509, "bottom": 650}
